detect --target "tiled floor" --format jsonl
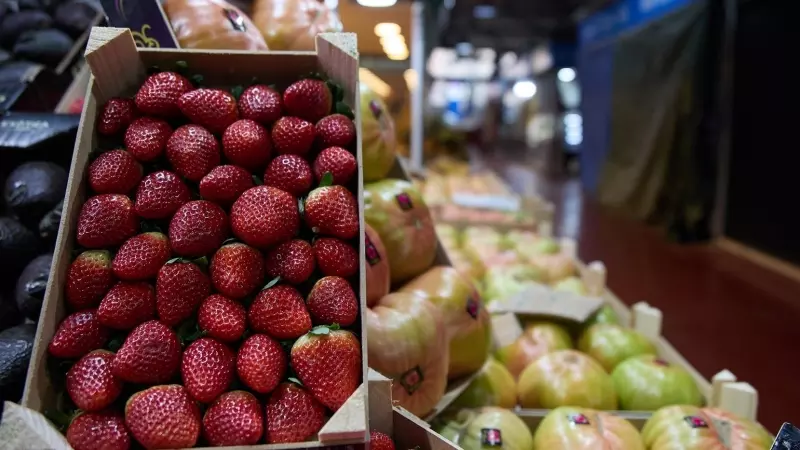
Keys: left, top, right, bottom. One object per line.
{"left": 488, "top": 155, "right": 799, "bottom": 432}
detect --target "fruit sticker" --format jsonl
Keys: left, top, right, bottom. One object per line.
{"left": 395, "top": 192, "right": 413, "bottom": 211}
{"left": 399, "top": 366, "right": 424, "bottom": 394}
{"left": 365, "top": 234, "right": 381, "bottom": 266}
{"left": 568, "top": 413, "right": 591, "bottom": 426}
{"left": 654, "top": 358, "right": 670, "bottom": 367}
{"left": 369, "top": 100, "right": 383, "bottom": 119}
{"left": 466, "top": 296, "right": 480, "bottom": 319}
{"left": 684, "top": 416, "right": 709, "bottom": 429}
{"left": 223, "top": 8, "right": 247, "bottom": 32}
{"left": 480, "top": 428, "right": 503, "bottom": 447}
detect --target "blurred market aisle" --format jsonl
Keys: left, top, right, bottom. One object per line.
{"left": 487, "top": 153, "right": 800, "bottom": 431}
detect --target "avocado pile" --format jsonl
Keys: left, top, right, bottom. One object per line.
{"left": 0, "top": 156, "right": 68, "bottom": 402}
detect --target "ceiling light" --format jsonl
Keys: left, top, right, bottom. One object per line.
{"left": 512, "top": 80, "right": 537, "bottom": 99}
{"left": 357, "top": 0, "right": 397, "bottom": 7}
{"left": 382, "top": 39, "right": 407, "bottom": 56}
{"left": 404, "top": 69, "right": 418, "bottom": 92}
{"left": 359, "top": 68, "right": 392, "bottom": 98}
{"left": 379, "top": 35, "right": 405, "bottom": 47}
{"left": 374, "top": 22, "right": 401, "bottom": 37}
{"left": 557, "top": 67, "right": 577, "bottom": 83}
{"left": 386, "top": 49, "right": 409, "bottom": 60}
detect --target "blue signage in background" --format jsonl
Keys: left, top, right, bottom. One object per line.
{"left": 579, "top": 0, "right": 696, "bottom": 45}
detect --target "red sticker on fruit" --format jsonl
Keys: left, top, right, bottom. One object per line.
{"left": 365, "top": 234, "right": 381, "bottom": 266}
{"left": 466, "top": 296, "right": 480, "bottom": 319}
{"left": 395, "top": 192, "right": 413, "bottom": 211}
{"left": 654, "top": 358, "right": 670, "bottom": 367}
{"left": 399, "top": 366, "right": 424, "bottom": 394}
{"left": 480, "top": 428, "right": 502, "bottom": 447}
{"left": 222, "top": 9, "right": 246, "bottom": 32}
{"left": 568, "top": 413, "right": 591, "bottom": 425}
{"left": 369, "top": 100, "right": 383, "bottom": 119}
{"left": 684, "top": 416, "right": 709, "bottom": 428}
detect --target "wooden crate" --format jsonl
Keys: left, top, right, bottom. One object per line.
{"left": 22, "top": 27, "right": 369, "bottom": 449}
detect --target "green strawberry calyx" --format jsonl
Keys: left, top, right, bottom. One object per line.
{"left": 231, "top": 85, "right": 245, "bottom": 100}
{"left": 288, "top": 377, "right": 303, "bottom": 386}
{"left": 310, "top": 323, "right": 340, "bottom": 336}
{"left": 319, "top": 172, "right": 334, "bottom": 188}
{"left": 262, "top": 276, "right": 281, "bottom": 290}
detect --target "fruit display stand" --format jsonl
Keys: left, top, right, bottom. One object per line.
{"left": 22, "top": 27, "right": 369, "bottom": 448}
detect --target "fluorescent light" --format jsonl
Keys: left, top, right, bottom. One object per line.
{"left": 404, "top": 69, "right": 418, "bottom": 92}
{"left": 359, "top": 68, "right": 392, "bottom": 98}
{"left": 512, "top": 80, "right": 537, "bottom": 99}
{"left": 386, "top": 49, "right": 409, "bottom": 60}
{"left": 374, "top": 22, "right": 401, "bottom": 37}
{"left": 357, "top": 0, "right": 397, "bottom": 6}
{"left": 379, "top": 35, "right": 405, "bottom": 47}
{"left": 382, "top": 39, "right": 407, "bottom": 55}
{"left": 557, "top": 67, "right": 577, "bottom": 83}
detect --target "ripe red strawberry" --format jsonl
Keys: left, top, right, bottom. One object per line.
{"left": 169, "top": 200, "right": 229, "bottom": 257}
{"left": 283, "top": 79, "right": 332, "bottom": 123}
{"left": 134, "top": 71, "right": 193, "bottom": 118}
{"left": 66, "top": 350, "right": 122, "bottom": 412}
{"left": 181, "top": 337, "right": 234, "bottom": 403}
{"left": 88, "top": 150, "right": 143, "bottom": 195}
{"left": 210, "top": 242, "right": 264, "bottom": 299}
{"left": 307, "top": 276, "right": 358, "bottom": 327}
{"left": 315, "top": 113, "right": 355, "bottom": 149}
{"left": 97, "top": 97, "right": 137, "bottom": 136}
{"left": 370, "top": 431, "right": 396, "bottom": 450}
{"left": 166, "top": 124, "right": 221, "bottom": 182}
{"left": 313, "top": 238, "right": 358, "bottom": 278}
{"left": 199, "top": 165, "right": 254, "bottom": 206}
{"left": 66, "top": 411, "right": 131, "bottom": 450}
{"left": 271, "top": 116, "right": 315, "bottom": 156}
{"left": 291, "top": 327, "right": 361, "bottom": 411}
{"left": 230, "top": 186, "right": 300, "bottom": 249}
{"left": 264, "top": 382, "right": 325, "bottom": 444}
{"left": 203, "top": 391, "right": 263, "bottom": 446}
{"left": 304, "top": 185, "right": 358, "bottom": 239}
{"left": 222, "top": 119, "right": 271, "bottom": 171}
{"left": 112, "top": 320, "right": 181, "bottom": 384}
{"left": 198, "top": 294, "right": 246, "bottom": 342}
{"left": 238, "top": 84, "right": 282, "bottom": 125}
{"left": 248, "top": 285, "right": 311, "bottom": 339}
{"left": 97, "top": 281, "right": 156, "bottom": 330}
{"left": 156, "top": 261, "right": 211, "bottom": 326}
{"left": 112, "top": 232, "right": 171, "bottom": 280}
{"left": 236, "top": 334, "right": 287, "bottom": 394}
{"left": 66, "top": 250, "right": 114, "bottom": 310}
{"left": 49, "top": 310, "right": 110, "bottom": 359}
{"left": 76, "top": 194, "right": 139, "bottom": 248}
{"left": 263, "top": 154, "right": 313, "bottom": 196}
{"left": 264, "top": 239, "right": 315, "bottom": 284}
{"left": 178, "top": 88, "right": 239, "bottom": 134}
{"left": 124, "top": 117, "right": 172, "bottom": 162}
{"left": 134, "top": 170, "right": 191, "bottom": 220}
{"left": 313, "top": 147, "right": 356, "bottom": 185}
{"left": 125, "top": 385, "right": 201, "bottom": 449}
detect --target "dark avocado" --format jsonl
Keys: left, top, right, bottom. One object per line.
{"left": 38, "top": 199, "right": 62, "bottom": 244}
{"left": 0, "top": 10, "right": 53, "bottom": 46}
{"left": 54, "top": 0, "right": 100, "bottom": 37}
{"left": 15, "top": 253, "right": 52, "bottom": 321}
{"left": 0, "top": 216, "right": 40, "bottom": 278}
{"left": 3, "top": 161, "right": 67, "bottom": 228}
{"left": 0, "top": 323, "right": 36, "bottom": 402}
{"left": 13, "top": 28, "right": 75, "bottom": 65}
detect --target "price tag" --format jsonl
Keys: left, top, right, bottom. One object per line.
{"left": 487, "top": 282, "right": 603, "bottom": 322}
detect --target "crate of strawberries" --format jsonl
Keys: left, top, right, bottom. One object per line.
{"left": 22, "top": 27, "right": 368, "bottom": 450}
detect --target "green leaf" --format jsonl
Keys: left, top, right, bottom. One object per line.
{"left": 263, "top": 276, "right": 281, "bottom": 290}
{"left": 191, "top": 256, "right": 209, "bottom": 270}
{"left": 174, "top": 60, "right": 189, "bottom": 77}
{"left": 335, "top": 101, "right": 355, "bottom": 120}
{"left": 166, "top": 257, "right": 182, "bottom": 265}
{"left": 231, "top": 85, "right": 245, "bottom": 100}
{"left": 252, "top": 175, "right": 264, "bottom": 186}
{"left": 326, "top": 80, "right": 345, "bottom": 103}
{"left": 310, "top": 323, "right": 340, "bottom": 336}
{"left": 140, "top": 221, "right": 162, "bottom": 233}
{"left": 288, "top": 377, "right": 303, "bottom": 386}
{"left": 305, "top": 72, "right": 326, "bottom": 81}
{"left": 190, "top": 74, "right": 204, "bottom": 87}
{"left": 298, "top": 197, "right": 305, "bottom": 217}
{"left": 106, "top": 336, "right": 124, "bottom": 352}
{"left": 319, "top": 172, "right": 334, "bottom": 188}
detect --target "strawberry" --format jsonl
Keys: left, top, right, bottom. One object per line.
{"left": 125, "top": 385, "right": 201, "bottom": 449}
{"left": 370, "top": 431, "right": 396, "bottom": 450}
{"left": 236, "top": 334, "right": 287, "bottom": 394}
{"left": 166, "top": 124, "right": 221, "bottom": 182}
{"left": 134, "top": 71, "right": 193, "bottom": 118}
{"left": 264, "top": 382, "right": 325, "bottom": 444}
{"left": 97, "top": 281, "right": 156, "bottom": 330}
{"left": 222, "top": 119, "right": 271, "bottom": 171}
{"left": 66, "top": 411, "right": 131, "bottom": 450}
{"left": 264, "top": 239, "right": 315, "bottom": 284}
{"left": 112, "top": 321, "right": 181, "bottom": 384}
{"left": 134, "top": 170, "right": 191, "bottom": 220}
{"left": 271, "top": 116, "right": 315, "bottom": 156}
{"left": 197, "top": 294, "right": 246, "bottom": 342}
{"left": 199, "top": 165, "right": 254, "bottom": 206}
{"left": 238, "top": 84, "right": 282, "bottom": 125}
{"left": 283, "top": 79, "right": 332, "bottom": 123}
{"left": 112, "top": 232, "right": 171, "bottom": 280}
{"left": 263, "top": 154, "right": 313, "bottom": 196}
{"left": 124, "top": 117, "right": 172, "bottom": 162}
{"left": 97, "top": 97, "right": 137, "bottom": 136}
{"left": 169, "top": 200, "right": 229, "bottom": 257}
{"left": 76, "top": 194, "right": 139, "bottom": 248}
{"left": 230, "top": 186, "right": 300, "bottom": 249}
{"left": 49, "top": 310, "right": 110, "bottom": 359}
{"left": 313, "top": 238, "right": 358, "bottom": 278}
{"left": 210, "top": 242, "right": 264, "bottom": 299}
{"left": 66, "top": 350, "right": 122, "bottom": 412}
{"left": 178, "top": 88, "right": 239, "bottom": 134}
{"left": 248, "top": 285, "right": 311, "bottom": 339}
{"left": 291, "top": 327, "right": 361, "bottom": 411}
{"left": 306, "top": 276, "right": 358, "bottom": 327}
{"left": 313, "top": 147, "right": 356, "bottom": 185}
{"left": 66, "top": 250, "right": 114, "bottom": 310}
{"left": 88, "top": 150, "right": 143, "bottom": 195}
{"left": 315, "top": 113, "right": 355, "bottom": 149}
{"left": 203, "top": 391, "right": 263, "bottom": 446}
{"left": 181, "top": 337, "right": 235, "bottom": 403}
{"left": 304, "top": 185, "right": 359, "bottom": 239}
{"left": 156, "top": 260, "right": 211, "bottom": 326}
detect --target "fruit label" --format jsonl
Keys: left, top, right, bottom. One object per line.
{"left": 369, "top": 100, "right": 384, "bottom": 119}
{"left": 684, "top": 416, "right": 709, "bottom": 428}
{"left": 395, "top": 193, "right": 414, "bottom": 211}
{"left": 466, "top": 296, "right": 480, "bottom": 319}
{"left": 223, "top": 8, "right": 247, "bottom": 32}
{"left": 568, "top": 413, "right": 591, "bottom": 425}
{"left": 399, "top": 366, "right": 424, "bottom": 394}
{"left": 480, "top": 428, "right": 503, "bottom": 447}
{"left": 365, "top": 235, "right": 381, "bottom": 266}
{"left": 654, "top": 358, "right": 670, "bottom": 367}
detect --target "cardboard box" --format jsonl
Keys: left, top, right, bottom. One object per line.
{"left": 99, "top": 0, "right": 180, "bottom": 48}
{"left": 22, "top": 27, "right": 369, "bottom": 448}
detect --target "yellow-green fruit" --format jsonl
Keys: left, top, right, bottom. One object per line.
{"left": 360, "top": 84, "right": 397, "bottom": 182}
{"left": 612, "top": 355, "right": 703, "bottom": 411}
{"left": 642, "top": 405, "right": 773, "bottom": 450}
{"left": 577, "top": 324, "right": 657, "bottom": 372}
{"left": 495, "top": 322, "right": 573, "bottom": 379}
{"left": 451, "top": 357, "right": 517, "bottom": 409}
{"left": 533, "top": 406, "right": 645, "bottom": 450}
{"left": 435, "top": 408, "right": 534, "bottom": 450}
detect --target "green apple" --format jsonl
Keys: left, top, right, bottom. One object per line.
{"left": 612, "top": 355, "right": 703, "bottom": 411}
{"left": 577, "top": 324, "right": 657, "bottom": 372}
